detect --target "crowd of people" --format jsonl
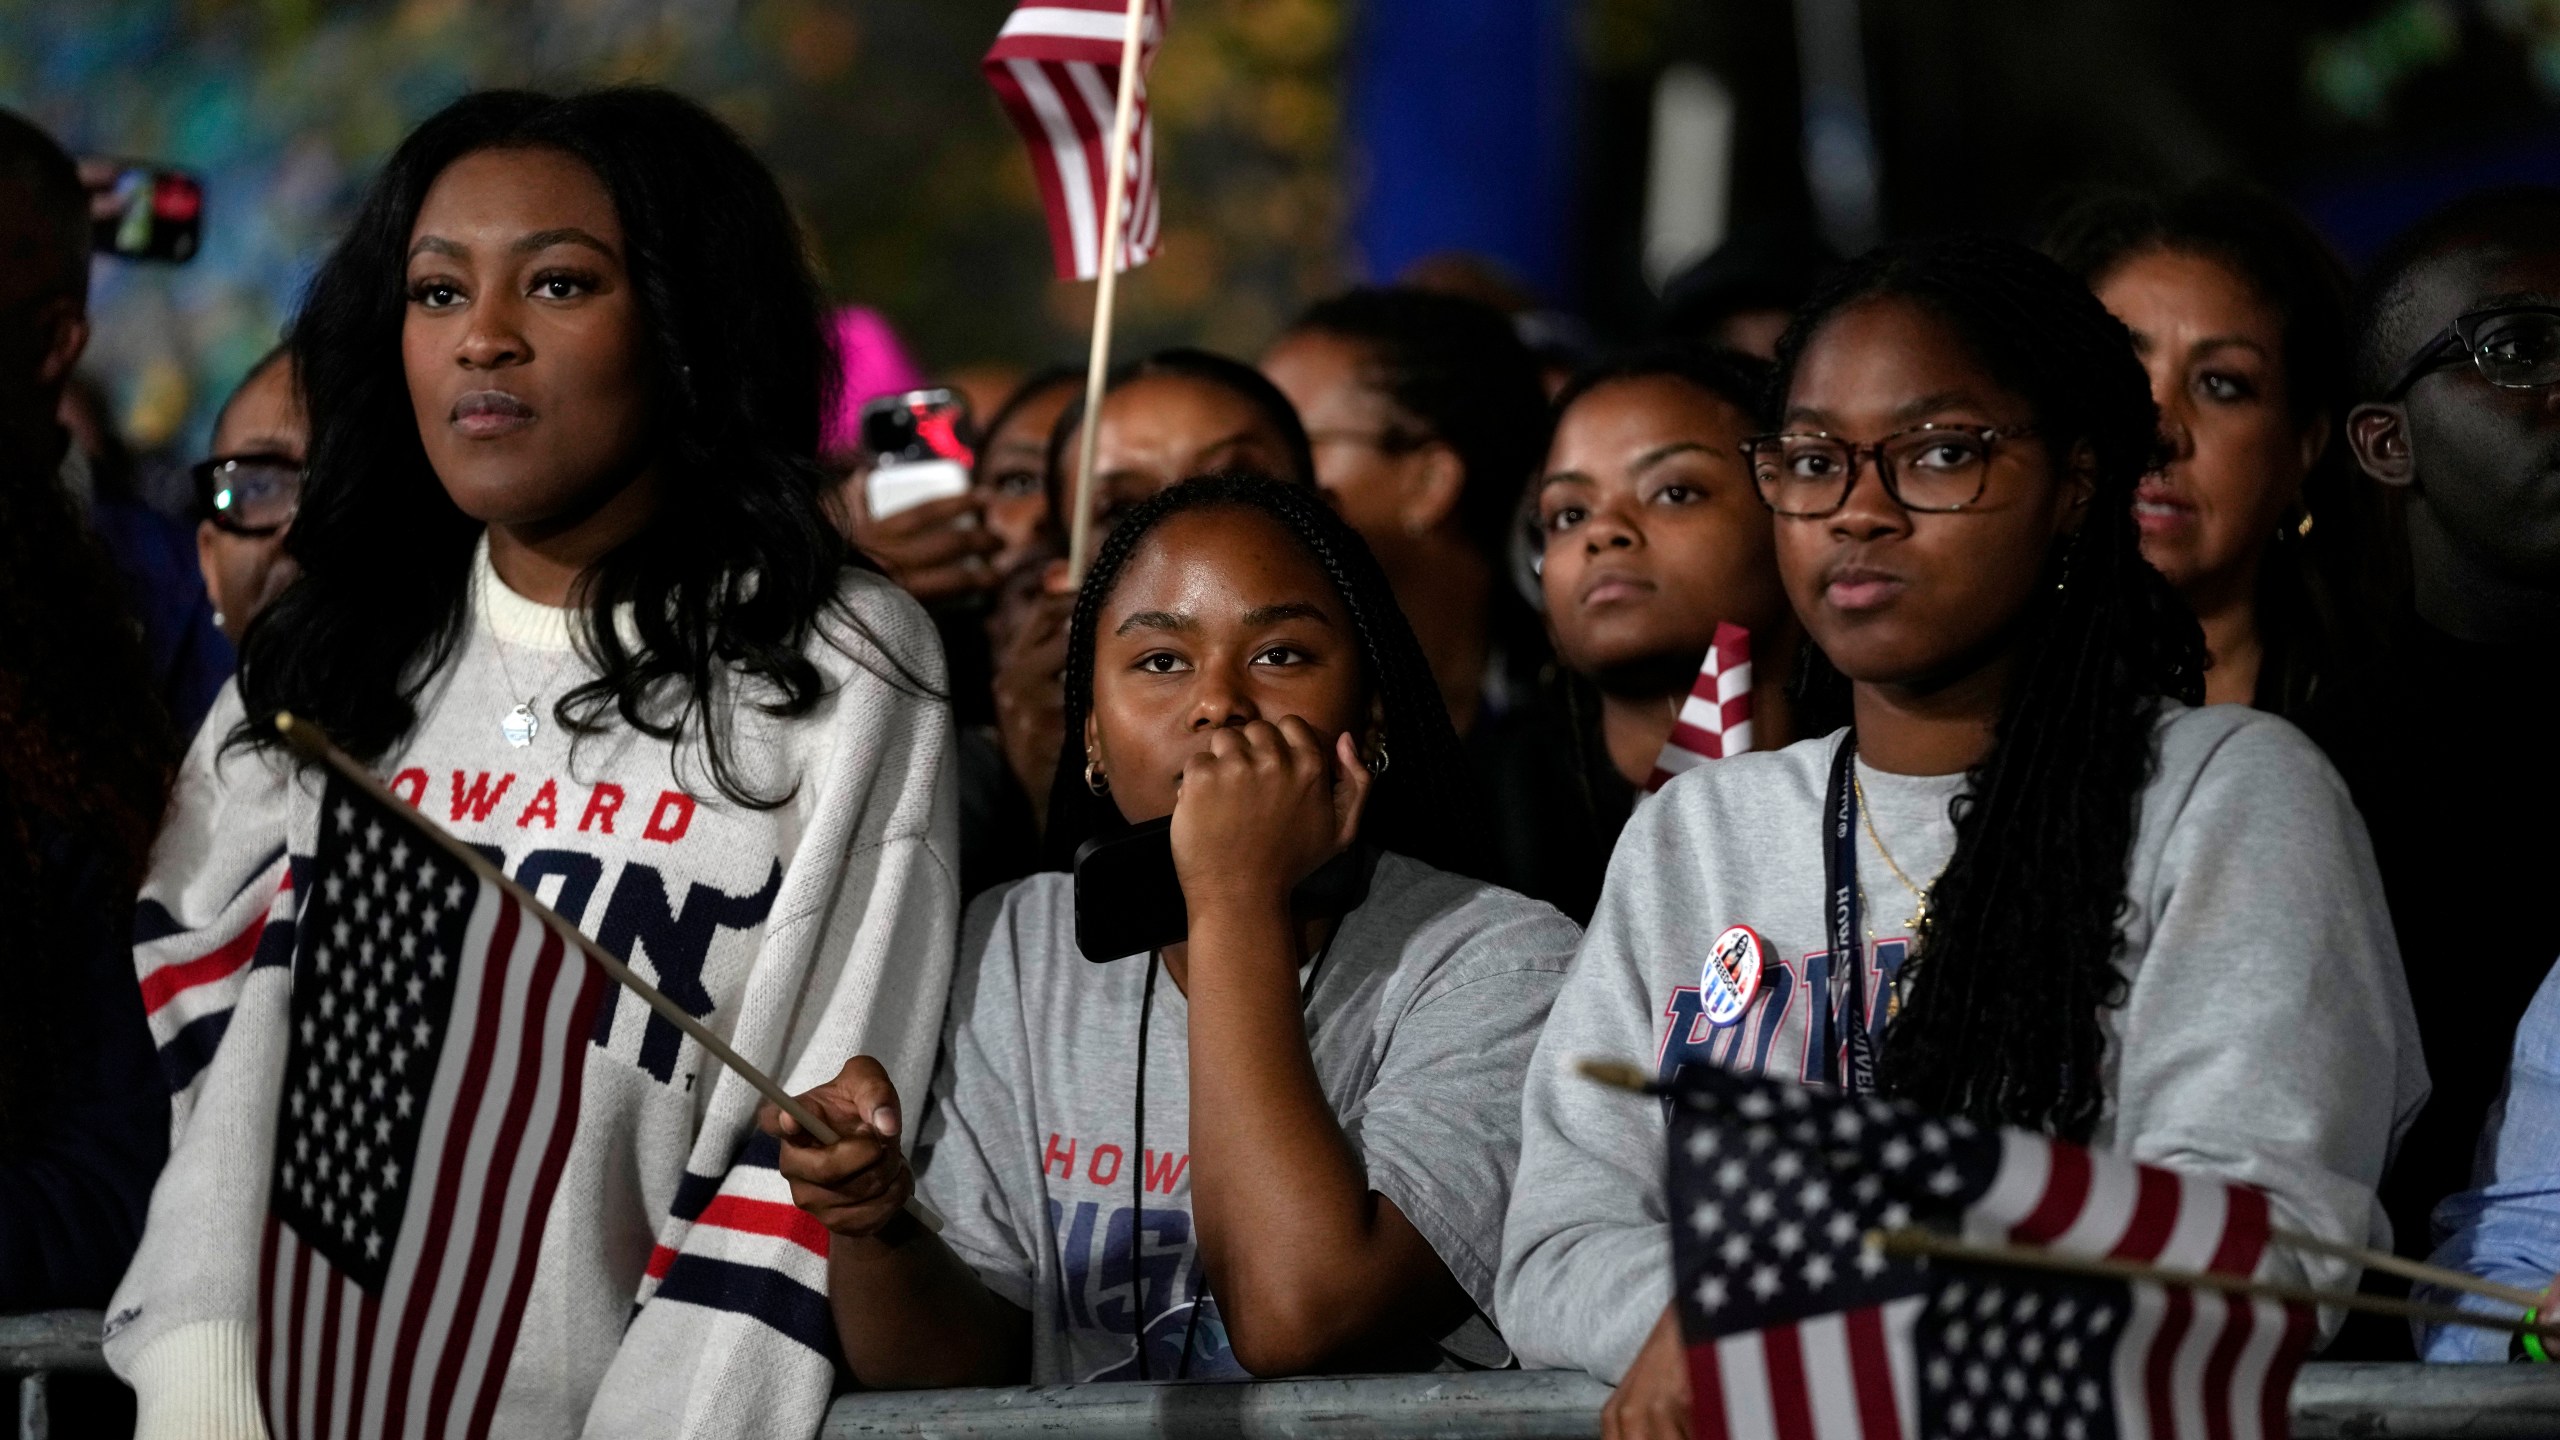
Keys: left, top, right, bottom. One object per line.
{"left": 3, "top": 76, "right": 2559, "bottom": 1439}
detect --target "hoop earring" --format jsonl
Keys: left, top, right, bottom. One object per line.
{"left": 1085, "top": 759, "right": 1110, "bottom": 796}
{"left": 1365, "top": 741, "right": 1391, "bottom": 776}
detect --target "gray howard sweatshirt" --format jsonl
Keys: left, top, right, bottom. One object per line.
{"left": 1495, "top": 704, "right": 2427, "bottom": 1382}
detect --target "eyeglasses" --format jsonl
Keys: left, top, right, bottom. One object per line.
{"left": 2384, "top": 305, "right": 2560, "bottom": 400}
{"left": 194, "top": 453, "right": 304, "bottom": 537}
{"left": 1744, "top": 423, "right": 2039, "bottom": 518}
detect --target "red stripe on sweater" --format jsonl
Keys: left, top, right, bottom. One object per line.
{"left": 139, "top": 874, "right": 288, "bottom": 1015}
{"left": 698, "top": 1196, "right": 831, "bottom": 1259}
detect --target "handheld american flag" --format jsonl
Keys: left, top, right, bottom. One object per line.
{"left": 1661, "top": 1065, "right": 2314, "bottom": 1440}
{"left": 984, "top": 0, "right": 1169, "bottom": 281}
{"left": 1647, "top": 622, "right": 1755, "bottom": 792}
{"left": 259, "top": 768, "right": 609, "bottom": 1439}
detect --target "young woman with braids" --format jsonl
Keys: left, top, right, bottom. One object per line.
{"left": 1497, "top": 236, "right": 2425, "bottom": 1433}
{"left": 109, "top": 90, "right": 957, "bottom": 1439}
{"left": 766, "top": 473, "right": 1579, "bottom": 1383}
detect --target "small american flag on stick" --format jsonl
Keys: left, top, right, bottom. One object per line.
{"left": 984, "top": 0, "right": 1169, "bottom": 281}
{"left": 1657, "top": 1064, "right": 2314, "bottom": 1440}
{"left": 1647, "top": 621, "right": 1755, "bottom": 792}
{"left": 259, "top": 769, "right": 608, "bottom": 1439}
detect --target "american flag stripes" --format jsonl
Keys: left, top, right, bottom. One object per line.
{"left": 1666, "top": 1065, "right": 2314, "bottom": 1440}
{"left": 259, "top": 773, "right": 609, "bottom": 1440}
{"left": 1648, "top": 622, "right": 1755, "bottom": 792}
{"left": 983, "top": 0, "right": 1169, "bottom": 281}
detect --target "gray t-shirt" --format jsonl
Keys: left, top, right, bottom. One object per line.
{"left": 915, "top": 851, "right": 1580, "bottom": 1383}
{"left": 1495, "top": 705, "right": 2430, "bottom": 1382}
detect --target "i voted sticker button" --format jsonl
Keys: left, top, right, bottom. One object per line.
{"left": 1700, "top": 924, "right": 1765, "bottom": 1027}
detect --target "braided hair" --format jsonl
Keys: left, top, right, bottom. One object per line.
{"left": 1038, "top": 471, "right": 1478, "bottom": 878}
{"left": 1774, "top": 235, "right": 2206, "bottom": 1142}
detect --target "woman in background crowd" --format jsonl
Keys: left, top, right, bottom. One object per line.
{"left": 1473, "top": 344, "right": 1800, "bottom": 923}
{"left": 954, "top": 366, "right": 1083, "bottom": 899}
{"left": 1498, "top": 237, "right": 2424, "bottom": 1436}
{"left": 766, "top": 472, "right": 1576, "bottom": 1383}
{"left": 991, "top": 349, "right": 1315, "bottom": 842}
{"left": 1261, "top": 286, "right": 1551, "bottom": 737}
{"left": 192, "top": 345, "right": 306, "bottom": 645}
{"left": 108, "top": 87, "right": 956, "bottom": 1440}
{"left": 2046, "top": 181, "right": 2366, "bottom": 714}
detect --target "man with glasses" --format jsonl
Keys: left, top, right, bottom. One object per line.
{"left": 193, "top": 346, "right": 304, "bottom": 644}
{"left": 2319, "top": 186, "right": 2560, "bottom": 1352}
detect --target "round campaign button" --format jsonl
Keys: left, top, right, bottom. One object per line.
{"left": 1700, "top": 924, "right": 1765, "bottom": 1027}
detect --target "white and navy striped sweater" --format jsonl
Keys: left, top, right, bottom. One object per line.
{"left": 107, "top": 542, "right": 959, "bottom": 1440}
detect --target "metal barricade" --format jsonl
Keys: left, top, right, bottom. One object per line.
{"left": 819, "top": 1364, "right": 2560, "bottom": 1440}
{"left": 0, "top": 1311, "right": 110, "bottom": 1440}
{"left": 5, "top": 1313, "right": 2560, "bottom": 1439}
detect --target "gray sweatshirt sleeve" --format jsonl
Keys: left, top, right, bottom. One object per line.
{"left": 2107, "top": 711, "right": 2428, "bottom": 1312}
{"left": 1495, "top": 803, "right": 1690, "bottom": 1382}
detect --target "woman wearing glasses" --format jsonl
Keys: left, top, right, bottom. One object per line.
{"left": 1496, "top": 236, "right": 2425, "bottom": 1435}
{"left": 192, "top": 345, "right": 305, "bottom": 644}
{"left": 2045, "top": 183, "right": 2370, "bottom": 715}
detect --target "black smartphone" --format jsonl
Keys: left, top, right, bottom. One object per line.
{"left": 86, "top": 161, "right": 203, "bottom": 263}
{"left": 1072, "top": 817, "right": 1376, "bottom": 961}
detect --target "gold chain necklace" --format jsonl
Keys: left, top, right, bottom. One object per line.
{"left": 1852, "top": 773, "right": 1935, "bottom": 932}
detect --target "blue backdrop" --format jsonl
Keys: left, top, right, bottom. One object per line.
{"left": 1345, "top": 0, "right": 1582, "bottom": 302}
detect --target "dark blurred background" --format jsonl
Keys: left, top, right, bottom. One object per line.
{"left": 4, "top": 0, "right": 2556, "bottom": 516}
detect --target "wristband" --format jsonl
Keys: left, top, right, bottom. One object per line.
{"left": 2524, "top": 1308, "right": 2552, "bottom": 1363}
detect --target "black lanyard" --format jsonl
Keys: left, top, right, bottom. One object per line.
{"left": 1823, "top": 736, "right": 1880, "bottom": 1095}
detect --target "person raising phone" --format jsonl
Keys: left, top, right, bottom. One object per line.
{"left": 764, "top": 472, "right": 1579, "bottom": 1383}
{"left": 1496, "top": 237, "right": 2424, "bottom": 1436}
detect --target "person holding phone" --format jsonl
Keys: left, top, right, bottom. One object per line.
{"left": 764, "top": 472, "right": 1578, "bottom": 1384}
{"left": 1495, "top": 237, "right": 2424, "bottom": 1436}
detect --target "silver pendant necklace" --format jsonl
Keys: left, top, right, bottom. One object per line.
{"left": 489, "top": 631, "right": 575, "bottom": 749}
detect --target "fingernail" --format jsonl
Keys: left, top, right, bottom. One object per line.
{"left": 872, "top": 1105, "right": 900, "bottom": 1137}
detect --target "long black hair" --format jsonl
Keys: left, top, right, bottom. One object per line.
{"left": 237, "top": 87, "right": 898, "bottom": 806}
{"left": 1774, "top": 235, "right": 2207, "bottom": 1142}
{"left": 0, "top": 449, "right": 174, "bottom": 1144}
{"left": 1041, "top": 348, "right": 1317, "bottom": 529}
{"left": 2044, "top": 181, "right": 2369, "bottom": 716}
{"left": 1038, "top": 471, "right": 1476, "bottom": 877}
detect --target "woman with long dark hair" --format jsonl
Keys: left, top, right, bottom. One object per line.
{"left": 765, "top": 473, "right": 1577, "bottom": 1383}
{"left": 108, "top": 88, "right": 957, "bottom": 1439}
{"left": 2045, "top": 181, "right": 2370, "bottom": 715}
{"left": 1497, "top": 237, "right": 2424, "bottom": 1433}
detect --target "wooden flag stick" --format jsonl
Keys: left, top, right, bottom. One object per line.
{"left": 1576, "top": 1060, "right": 2556, "bottom": 1322}
{"left": 1062, "top": 0, "right": 1152, "bottom": 587}
{"left": 1874, "top": 1226, "right": 2559, "bottom": 1342}
{"left": 2266, "top": 1224, "right": 2549, "bottom": 1312}
{"left": 275, "top": 712, "right": 840, "bottom": 1145}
